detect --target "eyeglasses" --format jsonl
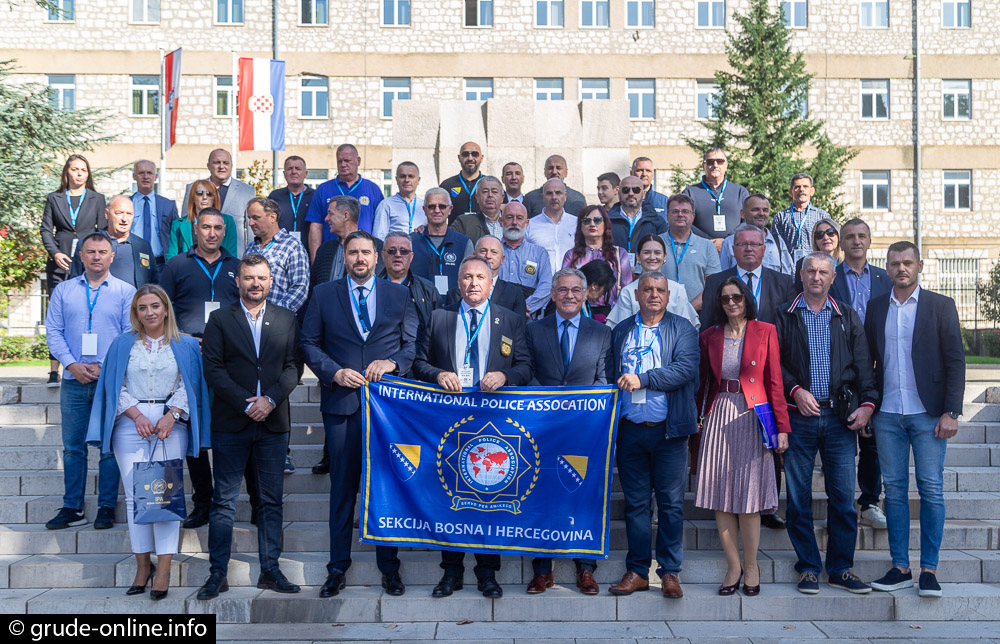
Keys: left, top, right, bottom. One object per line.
{"left": 734, "top": 242, "right": 764, "bottom": 249}
{"left": 621, "top": 186, "right": 643, "bottom": 194}
{"left": 460, "top": 151, "right": 481, "bottom": 158}
{"left": 720, "top": 293, "right": 745, "bottom": 304}
{"left": 194, "top": 190, "right": 212, "bottom": 196}
{"left": 704, "top": 158, "right": 727, "bottom": 166}
{"left": 385, "top": 248, "right": 411, "bottom": 256}
{"left": 556, "top": 287, "right": 585, "bottom": 296}
{"left": 814, "top": 228, "right": 838, "bottom": 239}
{"left": 667, "top": 208, "right": 694, "bottom": 216}
{"left": 580, "top": 217, "right": 603, "bottom": 225}
{"left": 426, "top": 204, "right": 449, "bottom": 210}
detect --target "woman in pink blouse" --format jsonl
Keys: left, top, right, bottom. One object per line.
{"left": 562, "top": 205, "right": 633, "bottom": 310}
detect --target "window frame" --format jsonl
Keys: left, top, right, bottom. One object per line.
{"left": 535, "top": 0, "right": 566, "bottom": 28}
{"left": 942, "top": 0, "right": 971, "bottom": 28}
{"left": 213, "top": 75, "right": 235, "bottom": 118}
{"left": 860, "top": 79, "right": 890, "bottom": 120}
{"left": 305, "top": 170, "right": 329, "bottom": 190}
{"left": 579, "top": 78, "right": 610, "bottom": 100}
{"left": 45, "top": 0, "right": 74, "bottom": 22}
{"left": 130, "top": 75, "right": 160, "bottom": 118}
{"left": 627, "top": 78, "right": 656, "bottom": 120}
{"left": 464, "top": 78, "right": 494, "bottom": 101}
{"left": 780, "top": 0, "right": 808, "bottom": 29}
{"left": 860, "top": 171, "right": 891, "bottom": 211}
{"left": 381, "top": 77, "right": 411, "bottom": 119}
{"left": 129, "top": 0, "right": 160, "bottom": 24}
{"left": 942, "top": 170, "right": 972, "bottom": 211}
{"left": 299, "top": 0, "right": 329, "bottom": 26}
{"left": 625, "top": 0, "right": 655, "bottom": 29}
{"left": 382, "top": 0, "right": 412, "bottom": 27}
{"left": 695, "top": 0, "right": 726, "bottom": 29}
{"left": 48, "top": 75, "right": 75, "bottom": 111}
{"left": 942, "top": 79, "right": 972, "bottom": 120}
{"left": 859, "top": 0, "right": 889, "bottom": 29}
{"left": 696, "top": 80, "right": 721, "bottom": 120}
{"left": 463, "top": 0, "right": 494, "bottom": 27}
{"left": 580, "top": 0, "right": 610, "bottom": 28}
{"left": 214, "top": 0, "right": 245, "bottom": 25}
{"left": 534, "top": 78, "right": 565, "bottom": 101}
{"left": 298, "top": 75, "right": 329, "bottom": 120}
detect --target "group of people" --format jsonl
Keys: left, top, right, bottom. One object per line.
{"left": 40, "top": 141, "right": 964, "bottom": 603}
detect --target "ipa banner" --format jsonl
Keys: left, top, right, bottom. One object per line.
{"left": 360, "top": 377, "right": 620, "bottom": 557}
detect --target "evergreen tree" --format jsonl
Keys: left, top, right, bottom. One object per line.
{"left": 670, "top": 0, "right": 856, "bottom": 221}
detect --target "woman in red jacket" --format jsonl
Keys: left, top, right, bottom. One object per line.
{"left": 696, "top": 277, "right": 791, "bottom": 597}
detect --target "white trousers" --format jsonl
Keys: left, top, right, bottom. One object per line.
{"left": 112, "top": 402, "right": 188, "bottom": 555}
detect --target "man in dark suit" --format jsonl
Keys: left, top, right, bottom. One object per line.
{"left": 301, "top": 230, "right": 418, "bottom": 598}
{"left": 412, "top": 255, "right": 533, "bottom": 599}
{"left": 184, "top": 149, "right": 256, "bottom": 255}
{"left": 446, "top": 235, "right": 527, "bottom": 318}
{"left": 131, "top": 160, "right": 177, "bottom": 265}
{"left": 70, "top": 196, "right": 158, "bottom": 288}
{"left": 451, "top": 176, "right": 505, "bottom": 245}
{"left": 525, "top": 267, "right": 611, "bottom": 596}
{"left": 198, "top": 253, "right": 301, "bottom": 600}
{"left": 865, "top": 241, "right": 965, "bottom": 598}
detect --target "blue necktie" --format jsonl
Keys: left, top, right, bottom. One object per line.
{"left": 560, "top": 319, "right": 572, "bottom": 373}
{"left": 356, "top": 286, "right": 372, "bottom": 332}
{"left": 468, "top": 309, "right": 480, "bottom": 386}
{"left": 142, "top": 196, "right": 152, "bottom": 243}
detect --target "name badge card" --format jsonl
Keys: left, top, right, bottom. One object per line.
{"left": 631, "top": 388, "right": 647, "bottom": 405}
{"left": 70, "top": 238, "right": 78, "bottom": 257}
{"left": 435, "top": 275, "right": 449, "bottom": 296}
{"left": 458, "top": 366, "right": 475, "bottom": 388}
{"left": 713, "top": 214, "right": 727, "bottom": 232}
{"left": 81, "top": 333, "right": 98, "bottom": 356}
{"left": 205, "top": 301, "right": 221, "bottom": 323}
{"left": 288, "top": 230, "right": 301, "bottom": 245}
{"left": 629, "top": 253, "right": 637, "bottom": 269}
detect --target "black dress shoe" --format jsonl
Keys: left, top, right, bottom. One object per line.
{"left": 761, "top": 513, "right": 786, "bottom": 530}
{"left": 312, "top": 459, "right": 330, "bottom": 475}
{"left": 196, "top": 573, "right": 229, "bottom": 600}
{"left": 257, "top": 568, "right": 301, "bottom": 594}
{"left": 182, "top": 505, "right": 210, "bottom": 529}
{"left": 126, "top": 563, "right": 155, "bottom": 595}
{"left": 320, "top": 572, "right": 346, "bottom": 598}
{"left": 478, "top": 577, "right": 503, "bottom": 598}
{"left": 149, "top": 589, "right": 168, "bottom": 601}
{"left": 382, "top": 571, "right": 405, "bottom": 596}
{"left": 431, "top": 574, "right": 463, "bottom": 598}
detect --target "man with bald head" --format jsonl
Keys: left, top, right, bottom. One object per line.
{"left": 498, "top": 201, "right": 552, "bottom": 318}
{"left": 451, "top": 175, "right": 505, "bottom": 245}
{"left": 70, "top": 195, "right": 158, "bottom": 288}
{"left": 609, "top": 175, "right": 667, "bottom": 264}
{"left": 526, "top": 178, "right": 577, "bottom": 281}
{"left": 439, "top": 141, "right": 485, "bottom": 223}
{"left": 131, "top": 159, "right": 177, "bottom": 266}
{"left": 523, "top": 154, "right": 587, "bottom": 217}
{"left": 184, "top": 149, "right": 255, "bottom": 256}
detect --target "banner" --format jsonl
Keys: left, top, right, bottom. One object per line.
{"left": 162, "top": 48, "right": 181, "bottom": 151}
{"left": 360, "top": 377, "right": 620, "bottom": 557}
{"left": 237, "top": 57, "right": 285, "bottom": 151}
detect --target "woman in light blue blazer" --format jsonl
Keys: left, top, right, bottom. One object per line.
{"left": 87, "top": 284, "right": 211, "bottom": 601}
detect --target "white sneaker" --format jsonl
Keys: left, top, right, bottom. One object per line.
{"left": 860, "top": 505, "right": 888, "bottom": 529}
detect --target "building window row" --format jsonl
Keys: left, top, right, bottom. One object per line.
{"left": 861, "top": 170, "right": 973, "bottom": 211}
{"left": 859, "top": 79, "right": 972, "bottom": 121}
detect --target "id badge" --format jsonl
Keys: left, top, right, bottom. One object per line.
{"left": 713, "top": 214, "right": 727, "bottom": 232}
{"left": 81, "top": 333, "right": 98, "bottom": 356}
{"left": 628, "top": 253, "right": 637, "bottom": 269}
{"left": 458, "top": 366, "right": 475, "bottom": 388}
{"left": 793, "top": 248, "right": 806, "bottom": 263}
{"left": 288, "top": 230, "right": 301, "bottom": 245}
{"left": 70, "top": 238, "right": 78, "bottom": 257}
{"left": 632, "top": 388, "right": 647, "bottom": 405}
{"left": 205, "top": 301, "right": 221, "bottom": 323}
{"left": 435, "top": 275, "right": 449, "bottom": 295}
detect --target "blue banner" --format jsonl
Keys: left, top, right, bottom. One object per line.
{"left": 360, "top": 377, "right": 620, "bottom": 557}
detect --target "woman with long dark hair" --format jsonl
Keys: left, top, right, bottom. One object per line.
{"left": 562, "top": 205, "right": 632, "bottom": 309}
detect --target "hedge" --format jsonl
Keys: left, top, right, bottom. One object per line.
{"left": 0, "top": 335, "right": 49, "bottom": 361}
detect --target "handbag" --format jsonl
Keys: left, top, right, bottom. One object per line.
{"left": 753, "top": 402, "right": 780, "bottom": 450}
{"left": 133, "top": 436, "right": 186, "bottom": 524}
{"left": 836, "top": 383, "right": 860, "bottom": 428}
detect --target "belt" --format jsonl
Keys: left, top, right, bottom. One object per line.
{"left": 816, "top": 399, "right": 834, "bottom": 409}
{"left": 720, "top": 379, "right": 741, "bottom": 394}
{"left": 139, "top": 398, "right": 169, "bottom": 405}
{"left": 625, "top": 420, "right": 663, "bottom": 428}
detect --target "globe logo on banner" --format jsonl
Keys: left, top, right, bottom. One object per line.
{"left": 249, "top": 94, "right": 275, "bottom": 115}
{"left": 460, "top": 436, "right": 517, "bottom": 492}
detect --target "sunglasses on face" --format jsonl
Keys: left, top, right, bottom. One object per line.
{"left": 460, "top": 151, "right": 480, "bottom": 158}
{"left": 621, "top": 186, "right": 643, "bottom": 194}
{"left": 720, "top": 293, "right": 745, "bottom": 304}
{"left": 580, "top": 217, "right": 603, "bottom": 225}
{"left": 704, "top": 158, "right": 727, "bottom": 166}
{"left": 814, "top": 228, "right": 838, "bottom": 239}
{"left": 426, "top": 204, "right": 449, "bottom": 210}
{"left": 194, "top": 190, "right": 212, "bottom": 196}
{"left": 385, "top": 248, "right": 411, "bottom": 256}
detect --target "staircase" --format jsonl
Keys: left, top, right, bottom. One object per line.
{"left": 1, "top": 367, "right": 999, "bottom": 635}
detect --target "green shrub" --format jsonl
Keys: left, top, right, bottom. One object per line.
{"left": 982, "top": 330, "right": 1000, "bottom": 358}
{"left": 0, "top": 334, "right": 48, "bottom": 361}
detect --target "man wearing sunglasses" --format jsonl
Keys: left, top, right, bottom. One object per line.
{"left": 609, "top": 175, "right": 667, "bottom": 266}
{"left": 681, "top": 148, "right": 749, "bottom": 249}
{"left": 379, "top": 231, "right": 440, "bottom": 335}
{"left": 439, "top": 141, "right": 485, "bottom": 223}
{"left": 771, "top": 173, "right": 832, "bottom": 265}
{"left": 409, "top": 188, "right": 474, "bottom": 296}
{"left": 523, "top": 154, "right": 588, "bottom": 218}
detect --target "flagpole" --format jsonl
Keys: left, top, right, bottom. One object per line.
{"left": 231, "top": 50, "right": 238, "bottom": 179}
{"left": 272, "top": 0, "right": 279, "bottom": 183}
{"left": 159, "top": 48, "right": 167, "bottom": 189}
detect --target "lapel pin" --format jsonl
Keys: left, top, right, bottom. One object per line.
{"left": 494, "top": 317, "right": 499, "bottom": 324}
{"left": 265, "top": 321, "right": 270, "bottom": 326}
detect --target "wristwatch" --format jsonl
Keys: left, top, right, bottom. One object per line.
{"left": 171, "top": 410, "right": 182, "bottom": 421}
{"left": 947, "top": 411, "right": 961, "bottom": 420}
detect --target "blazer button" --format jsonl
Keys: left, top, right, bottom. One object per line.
{"left": 752, "top": 395, "right": 756, "bottom": 401}
{"left": 751, "top": 361, "right": 756, "bottom": 366}
{"left": 749, "top": 377, "right": 755, "bottom": 383}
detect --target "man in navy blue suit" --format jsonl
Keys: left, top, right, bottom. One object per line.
{"left": 525, "top": 267, "right": 611, "bottom": 596}
{"left": 70, "top": 196, "right": 158, "bottom": 288}
{"left": 131, "top": 160, "right": 178, "bottom": 266}
{"left": 300, "top": 230, "right": 418, "bottom": 599}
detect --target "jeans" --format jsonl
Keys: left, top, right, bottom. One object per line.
{"left": 873, "top": 412, "right": 947, "bottom": 570}
{"left": 61, "top": 378, "right": 120, "bottom": 510}
{"left": 857, "top": 431, "right": 883, "bottom": 509}
{"left": 784, "top": 409, "right": 858, "bottom": 576}
{"left": 208, "top": 423, "right": 288, "bottom": 576}
{"left": 616, "top": 420, "right": 688, "bottom": 578}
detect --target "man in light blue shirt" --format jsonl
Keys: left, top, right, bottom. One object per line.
{"left": 771, "top": 173, "right": 831, "bottom": 265}
{"left": 372, "top": 162, "right": 425, "bottom": 240}
{"left": 498, "top": 202, "right": 552, "bottom": 317}
{"left": 131, "top": 160, "right": 178, "bottom": 265}
{"left": 719, "top": 194, "right": 793, "bottom": 275}
{"left": 659, "top": 194, "right": 722, "bottom": 313}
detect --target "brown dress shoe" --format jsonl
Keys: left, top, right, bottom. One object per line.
{"left": 526, "top": 573, "right": 554, "bottom": 594}
{"left": 608, "top": 571, "right": 649, "bottom": 596}
{"left": 660, "top": 573, "right": 683, "bottom": 598}
{"left": 576, "top": 569, "right": 599, "bottom": 595}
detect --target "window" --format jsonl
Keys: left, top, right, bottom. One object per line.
{"left": 47, "top": 0, "right": 74, "bottom": 21}
{"left": 464, "top": 78, "right": 493, "bottom": 101}
{"left": 381, "top": 170, "right": 394, "bottom": 198}
{"left": 536, "top": 0, "right": 565, "bottom": 27}
{"left": 626, "top": 0, "right": 654, "bottom": 28}
{"left": 579, "top": 78, "right": 610, "bottom": 100}
{"left": 942, "top": 79, "right": 971, "bottom": 119}
{"left": 780, "top": 0, "right": 807, "bottom": 28}
{"left": 696, "top": 0, "right": 725, "bottom": 27}
{"left": 535, "top": 78, "right": 564, "bottom": 101}
{"left": 130, "top": 75, "right": 159, "bottom": 117}
{"left": 581, "top": 0, "right": 609, "bottom": 27}
{"left": 305, "top": 170, "right": 328, "bottom": 190}
{"left": 48, "top": 75, "right": 75, "bottom": 111}
{"left": 942, "top": 0, "right": 971, "bottom": 28}
{"left": 299, "top": 76, "right": 329, "bottom": 118}
{"left": 627, "top": 79, "right": 655, "bottom": 120}
{"left": 860, "top": 79, "right": 889, "bottom": 119}
{"left": 464, "top": 0, "right": 493, "bottom": 26}
{"left": 381, "top": 77, "right": 410, "bottom": 118}
{"left": 696, "top": 81, "right": 720, "bottom": 120}
{"left": 860, "top": 0, "right": 888, "bottom": 28}
{"left": 384, "top": 0, "right": 411, "bottom": 26}
{"left": 300, "top": 0, "right": 328, "bottom": 24}
{"left": 861, "top": 171, "right": 890, "bottom": 210}
{"left": 216, "top": 0, "right": 244, "bottom": 24}
{"left": 131, "top": 0, "right": 160, "bottom": 23}
{"left": 938, "top": 258, "right": 978, "bottom": 314}
{"left": 943, "top": 170, "right": 972, "bottom": 210}
{"left": 214, "top": 76, "right": 235, "bottom": 117}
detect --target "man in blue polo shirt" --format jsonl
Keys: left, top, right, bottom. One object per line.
{"left": 305, "top": 143, "right": 383, "bottom": 258}
{"left": 409, "top": 188, "right": 473, "bottom": 297}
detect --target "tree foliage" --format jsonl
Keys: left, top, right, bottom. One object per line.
{"left": 670, "top": 0, "right": 857, "bottom": 221}
{"left": 978, "top": 260, "right": 1000, "bottom": 326}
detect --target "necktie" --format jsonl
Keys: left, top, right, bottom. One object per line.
{"left": 744, "top": 271, "right": 755, "bottom": 298}
{"left": 356, "top": 286, "right": 372, "bottom": 332}
{"left": 142, "top": 196, "right": 152, "bottom": 243}
{"left": 468, "top": 309, "right": 480, "bottom": 386}
{"left": 560, "top": 319, "right": 572, "bottom": 373}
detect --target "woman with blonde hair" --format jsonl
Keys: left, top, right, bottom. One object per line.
{"left": 166, "top": 179, "right": 237, "bottom": 260}
{"left": 793, "top": 217, "right": 841, "bottom": 292}
{"left": 87, "top": 285, "right": 211, "bottom": 600}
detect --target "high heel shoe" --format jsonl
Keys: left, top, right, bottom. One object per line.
{"left": 150, "top": 568, "right": 169, "bottom": 600}
{"left": 742, "top": 563, "right": 761, "bottom": 596}
{"left": 126, "top": 563, "right": 155, "bottom": 596}
{"left": 718, "top": 568, "right": 742, "bottom": 596}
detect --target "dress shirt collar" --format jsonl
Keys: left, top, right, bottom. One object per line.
{"left": 349, "top": 274, "right": 377, "bottom": 295}
{"left": 220, "top": 176, "right": 233, "bottom": 188}
{"left": 506, "top": 193, "right": 523, "bottom": 203}
{"left": 890, "top": 284, "right": 921, "bottom": 306}
{"left": 541, "top": 208, "right": 566, "bottom": 223}
{"left": 847, "top": 262, "right": 870, "bottom": 278}
{"left": 738, "top": 263, "right": 763, "bottom": 280}
{"left": 556, "top": 311, "right": 582, "bottom": 328}
{"left": 460, "top": 299, "right": 489, "bottom": 317}
{"left": 78, "top": 273, "right": 110, "bottom": 288}
{"left": 240, "top": 299, "right": 266, "bottom": 320}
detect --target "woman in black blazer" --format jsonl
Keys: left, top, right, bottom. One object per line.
{"left": 39, "top": 154, "right": 106, "bottom": 382}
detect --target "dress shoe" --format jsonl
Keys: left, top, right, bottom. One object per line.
{"left": 431, "top": 574, "right": 463, "bottom": 598}
{"left": 478, "top": 576, "right": 503, "bottom": 598}
{"left": 196, "top": 573, "right": 229, "bottom": 600}
{"left": 312, "top": 458, "right": 330, "bottom": 475}
{"left": 382, "top": 571, "right": 405, "bottom": 596}
{"left": 760, "top": 513, "right": 786, "bottom": 530}
{"left": 742, "top": 563, "right": 760, "bottom": 596}
{"left": 257, "top": 568, "right": 301, "bottom": 594}
{"left": 718, "top": 569, "right": 742, "bottom": 596}
{"left": 661, "top": 573, "right": 684, "bottom": 598}
{"left": 526, "top": 572, "right": 554, "bottom": 594}
{"left": 608, "top": 571, "right": 649, "bottom": 596}
{"left": 126, "top": 563, "right": 155, "bottom": 595}
{"left": 576, "top": 569, "right": 599, "bottom": 595}
{"left": 183, "top": 505, "right": 210, "bottom": 529}
{"left": 319, "top": 572, "right": 346, "bottom": 598}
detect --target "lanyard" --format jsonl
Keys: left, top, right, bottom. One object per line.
{"left": 458, "top": 174, "right": 482, "bottom": 209}
{"left": 289, "top": 190, "right": 305, "bottom": 230}
{"left": 667, "top": 231, "right": 690, "bottom": 269}
{"left": 85, "top": 281, "right": 101, "bottom": 331}
{"left": 424, "top": 234, "right": 446, "bottom": 274}
{"left": 744, "top": 270, "right": 762, "bottom": 303}
{"left": 791, "top": 203, "right": 809, "bottom": 249}
{"left": 351, "top": 283, "right": 372, "bottom": 333}
{"left": 261, "top": 238, "right": 277, "bottom": 254}
{"left": 701, "top": 179, "right": 728, "bottom": 214}
{"left": 628, "top": 316, "right": 658, "bottom": 372}
{"left": 403, "top": 195, "right": 417, "bottom": 231}
{"left": 582, "top": 302, "right": 592, "bottom": 318}
{"left": 194, "top": 256, "right": 222, "bottom": 301}
{"left": 461, "top": 300, "right": 490, "bottom": 366}
{"left": 624, "top": 212, "right": 639, "bottom": 252}
{"left": 66, "top": 189, "right": 87, "bottom": 227}
{"left": 336, "top": 178, "right": 360, "bottom": 196}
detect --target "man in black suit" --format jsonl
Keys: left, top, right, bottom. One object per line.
{"left": 525, "top": 267, "right": 611, "bottom": 596}
{"left": 413, "top": 255, "right": 533, "bottom": 599}
{"left": 131, "top": 160, "right": 178, "bottom": 265}
{"left": 301, "top": 230, "right": 418, "bottom": 598}
{"left": 70, "top": 196, "right": 158, "bottom": 288}
{"left": 446, "top": 235, "right": 527, "bottom": 318}
{"left": 198, "top": 254, "right": 301, "bottom": 600}
{"left": 865, "top": 241, "right": 965, "bottom": 598}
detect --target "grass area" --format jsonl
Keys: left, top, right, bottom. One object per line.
{"left": 966, "top": 355, "right": 1000, "bottom": 364}
{"left": 0, "top": 359, "right": 48, "bottom": 367}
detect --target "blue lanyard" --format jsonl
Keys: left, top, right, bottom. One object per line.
{"left": 85, "top": 280, "right": 101, "bottom": 331}
{"left": 423, "top": 234, "right": 446, "bottom": 274}
{"left": 262, "top": 239, "right": 277, "bottom": 254}
{"left": 351, "top": 283, "right": 372, "bottom": 333}
{"left": 582, "top": 302, "right": 592, "bottom": 318}
{"left": 194, "top": 256, "right": 222, "bottom": 301}
{"left": 624, "top": 212, "right": 639, "bottom": 252}
{"left": 461, "top": 300, "right": 490, "bottom": 366}
{"left": 404, "top": 196, "right": 417, "bottom": 231}
{"left": 667, "top": 231, "right": 690, "bottom": 269}
{"left": 791, "top": 203, "right": 809, "bottom": 249}
{"left": 627, "top": 316, "right": 657, "bottom": 372}
{"left": 336, "top": 178, "right": 360, "bottom": 196}
{"left": 744, "top": 271, "right": 762, "bottom": 303}
{"left": 289, "top": 190, "right": 304, "bottom": 230}
{"left": 66, "top": 189, "right": 87, "bottom": 227}
{"left": 458, "top": 174, "right": 482, "bottom": 209}
{"left": 701, "top": 179, "right": 728, "bottom": 214}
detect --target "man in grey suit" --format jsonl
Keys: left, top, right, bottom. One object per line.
{"left": 131, "top": 160, "right": 178, "bottom": 266}
{"left": 525, "top": 267, "right": 611, "bottom": 596}
{"left": 184, "top": 149, "right": 255, "bottom": 256}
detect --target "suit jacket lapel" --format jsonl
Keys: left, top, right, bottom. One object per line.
{"left": 565, "top": 317, "right": 585, "bottom": 375}
{"left": 368, "top": 279, "right": 389, "bottom": 338}
{"left": 447, "top": 309, "right": 459, "bottom": 372}
{"left": 709, "top": 327, "right": 724, "bottom": 383}
{"left": 487, "top": 308, "right": 503, "bottom": 372}
{"left": 342, "top": 280, "right": 364, "bottom": 341}
{"left": 911, "top": 291, "right": 931, "bottom": 346}
{"left": 740, "top": 321, "right": 763, "bottom": 373}
{"left": 232, "top": 305, "right": 255, "bottom": 358}
{"left": 545, "top": 316, "right": 564, "bottom": 375}
{"left": 258, "top": 305, "right": 274, "bottom": 358}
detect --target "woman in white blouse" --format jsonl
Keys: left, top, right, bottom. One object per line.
{"left": 87, "top": 284, "right": 211, "bottom": 600}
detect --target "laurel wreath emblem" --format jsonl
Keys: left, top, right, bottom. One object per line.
{"left": 436, "top": 416, "right": 541, "bottom": 503}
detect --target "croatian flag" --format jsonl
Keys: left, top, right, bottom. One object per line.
{"left": 162, "top": 48, "right": 181, "bottom": 151}
{"left": 237, "top": 57, "right": 285, "bottom": 152}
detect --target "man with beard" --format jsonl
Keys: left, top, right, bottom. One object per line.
{"left": 439, "top": 141, "right": 485, "bottom": 223}
{"left": 497, "top": 202, "right": 552, "bottom": 318}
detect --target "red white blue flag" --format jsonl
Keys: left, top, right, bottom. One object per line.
{"left": 162, "top": 48, "right": 181, "bottom": 151}
{"left": 237, "top": 57, "right": 285, "bottom": 152}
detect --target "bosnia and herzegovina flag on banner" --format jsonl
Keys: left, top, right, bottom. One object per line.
{"left": 237, "top": 57, "right": 285, "bottom": 151}
{"left": 360, "top": 376, "right": 620, "bottom": 557}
